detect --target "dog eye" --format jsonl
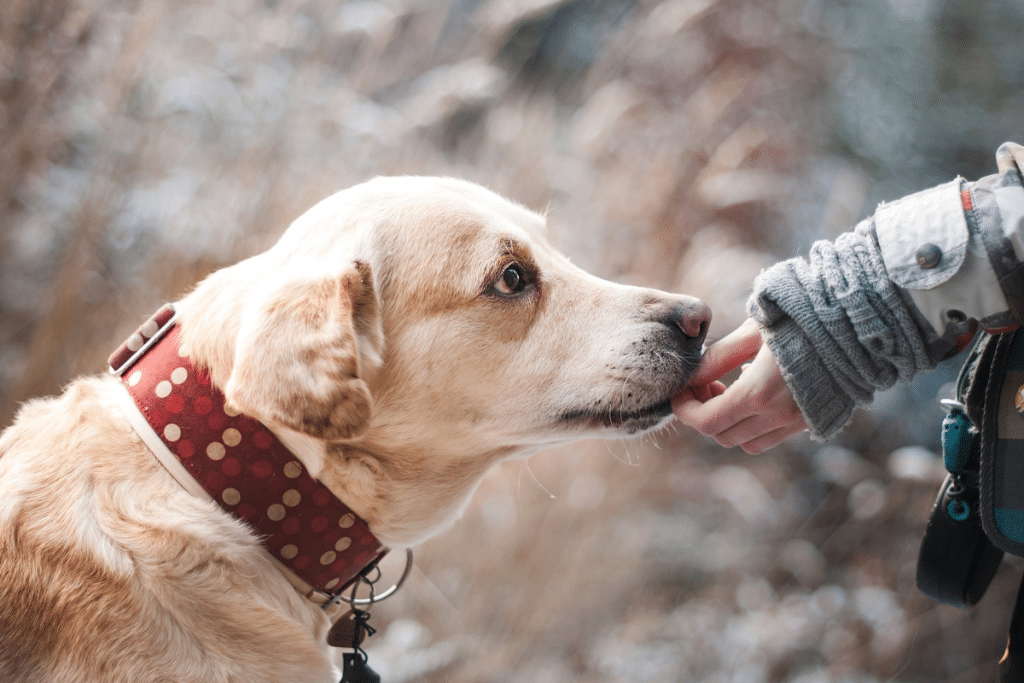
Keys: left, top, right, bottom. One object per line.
{"left": 494, "top": 265, "right": 527, "bottom": 296}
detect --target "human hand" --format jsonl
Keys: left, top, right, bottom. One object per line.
{"left": 673, "top": 318, "right": 808, "bottom": 454}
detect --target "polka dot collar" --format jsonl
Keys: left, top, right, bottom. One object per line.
{"left": 110, "top": 305, "right": 388, "bottom": 597}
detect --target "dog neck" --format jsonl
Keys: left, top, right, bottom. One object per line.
{"left": 172, "top": 274, "right": 524, "bottom": 549}
{"left": 109, "top": 305, "right": 388, "bottom": 597}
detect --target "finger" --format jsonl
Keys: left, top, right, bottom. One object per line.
{"left": 687, "top": 318, "right": 763, "bottom": 386}
{"left": 712, "top": 400, "right": 805, "bottom": 449}
{"left": 707, "top": 381, "right": 727, "bottom": 398}
{"left": 673, "top": 388, "right": 753, "bottom": 436}
{"left": 672, "top": 397, "right": 702, "bottom": 426}
{"left": 689, "top": 380, "right": 727, "bottom": 403}
{"left": 673, "top": 396, "right": 731, "bottom": 433}
{"left": 739, "top": 422, "right": 809, "bottom": 455}
{"left": 711, "top": 414, "right": 774, "bottom": 448}
{"left": 674, "top": 387, "right": 696, "bottom": 404}
{"left": 682, "top": 352, "right": 794, "bottom": 437}
{"left": 672, "top": 381, "right": 722, "bottom": 414}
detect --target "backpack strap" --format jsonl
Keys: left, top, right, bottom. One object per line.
{"left": 975, "top": 329, "right": 1024, "bottom": 556}
{"left": 916, "top": 332, "right": 1003, "bottom": 607}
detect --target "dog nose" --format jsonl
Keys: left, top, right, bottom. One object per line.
{"left": 675, "top": 301, "right": 711, "bottom": 345}
{"left": 643, "top": 296, "right": 712, "bottom": 349}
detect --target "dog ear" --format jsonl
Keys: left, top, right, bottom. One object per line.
{"left": 225, "top": 262, "right": 379, "bottom": 442}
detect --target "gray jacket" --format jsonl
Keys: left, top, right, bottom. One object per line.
{"left": 750, "top": 142, "right": 1024, "bottom": 440}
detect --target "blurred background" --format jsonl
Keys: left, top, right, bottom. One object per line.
{"left": 2, "top": 0, "right": 1023, "bottom": 680}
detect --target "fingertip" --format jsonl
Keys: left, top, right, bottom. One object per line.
{"left": 689, "top": 336, "right": 761, "bottom": 385}
{"left": 689, "top": 383, "right": 717, "bottom": 403}
{"left": 672, "top": 398, "right": 701, "bottom": 425}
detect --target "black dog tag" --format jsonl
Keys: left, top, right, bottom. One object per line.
{"left": 341, "top": 652, "right": 381, "bottom": 683}
{"left": 917, "top": 473, "right": 1003, "bottom": 607}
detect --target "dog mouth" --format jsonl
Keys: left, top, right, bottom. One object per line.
{"left": 558, "top": 397, "right": 674, "bottom": 434}
{"left": 556, "top": 346, "right": 703, "bottom": 435}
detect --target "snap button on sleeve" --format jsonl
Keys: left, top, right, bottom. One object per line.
{"left": 946, "top": 309, "right": 967, "bottom": 323}
{"left": 916, "top": 243, "right": 943, "bottom": 269}
{"left": 875, "top": 177, "right": 967, "bottom": 289}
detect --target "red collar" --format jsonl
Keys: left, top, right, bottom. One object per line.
{"left": 109, "top": 305, "right": 388, "bottom": 596}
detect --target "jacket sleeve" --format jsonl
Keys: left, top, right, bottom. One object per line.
{"left": 887, "top": 142, "right": 1024, "bottom": 349}
{"left": 748, "top": 142, "right": 1024, "bottom": 441}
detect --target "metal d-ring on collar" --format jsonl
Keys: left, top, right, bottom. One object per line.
{"left": 328, "top": 548, "right": 414, "bottom": 608}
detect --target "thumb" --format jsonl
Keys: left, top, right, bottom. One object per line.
{"left": 687, "top": 317, "right": 763, "bottom": 386}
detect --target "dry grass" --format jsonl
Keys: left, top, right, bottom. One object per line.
{"left": 0, "top": 0, "right": 1016, "bottom": 680}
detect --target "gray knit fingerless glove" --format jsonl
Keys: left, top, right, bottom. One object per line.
{"left": 747, "top": 219, "right": 937, "bottom": 440}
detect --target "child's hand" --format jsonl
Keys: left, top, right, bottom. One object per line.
{"left": 673, "top": 318, "right": 807, "bottom": 454}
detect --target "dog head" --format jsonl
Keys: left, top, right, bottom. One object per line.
{"left": 179, "top": 177, "right": 709, "bottom": 545}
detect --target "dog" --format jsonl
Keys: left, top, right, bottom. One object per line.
{"left": 0, "top": 176, "right": 709, "bottom": 682}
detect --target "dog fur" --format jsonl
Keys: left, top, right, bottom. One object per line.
{"left": 0, "top": 177, "right": 709, "bottom": 682}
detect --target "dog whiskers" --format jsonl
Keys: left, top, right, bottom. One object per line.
{"left": 602, "top": 438, "right": 641, "bottom": 467}
{"left": 519, "top": 458, "right": 557, "bottom": 499}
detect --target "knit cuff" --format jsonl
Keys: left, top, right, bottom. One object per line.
{"left": 748, "top": 224, "right": 937, "bottom": 441}
{"left": 755, "top": 306, "right": 856, "bottom": 441}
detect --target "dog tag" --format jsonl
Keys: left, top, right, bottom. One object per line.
{"left": 341, "top": 652, "right": 380, "bottom": 683}
{"left": 328, "top": 610, "right": 365, "bottom": 648}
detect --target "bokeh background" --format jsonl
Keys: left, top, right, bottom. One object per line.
{"left": 3, "top": 0, "right": 1023, "bottom": 680}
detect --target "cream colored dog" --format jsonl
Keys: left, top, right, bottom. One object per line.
{"left": 0, "top": 177, "right": 709, "bottom": 682}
